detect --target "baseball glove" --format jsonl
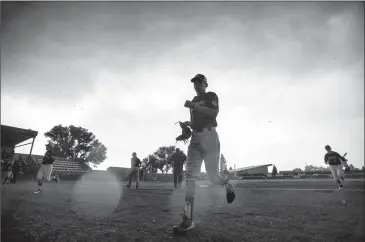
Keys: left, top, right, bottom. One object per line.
{"left": 175, "top": 121, "right": 192, "bottom": 144}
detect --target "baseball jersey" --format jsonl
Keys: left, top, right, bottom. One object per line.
{"left": 131, "top": 157, "right": 141, "bottom": 168}
{"left": 190, "top": 91, "right": 219, "bottom": 130}
{"left": 172, "top": 152, "right": 186, "bottom": 169}
{"left": 42, "top": 151, "right": 55, "bottom": 165}
{"left": 324, "top": 151, "right": 345, "bottom": 166}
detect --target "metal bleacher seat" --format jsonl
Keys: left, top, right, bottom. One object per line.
{"left": 52, "top": 158, "right": 89, "bottom": 174}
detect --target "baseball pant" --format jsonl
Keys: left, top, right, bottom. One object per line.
{"left": 11, "top": 170, "right": 19, "bottom": 184}
{"left": 173, "top": 167, "right": 183, "bottom": 188}
{"left": 128, "top": 167, "right": 140, "bottom": 187}
{"left": 37, "top": 164, "right": 54, "bottom": 181}
{"left": 3, "top": 171, "right": 13, "bottom": 184}
{"left": 185, "top": 128, "right": 224, "bottom": 199}
{"left": 329, "top": 164, "right": 344, "bottom": 181}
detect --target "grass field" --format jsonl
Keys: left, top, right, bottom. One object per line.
{"left": 1, "top": 178, "right": 365, "bottom": 242}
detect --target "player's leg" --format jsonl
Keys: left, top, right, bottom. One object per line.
{"left": 173, "top": 168, "right": 178, "bottom": 188}
{"left": 51, "top": 173, "right": 60, "bottom": 183}
{"left": 173, "top": 134, "right": 203, "bottom": 234}
{"left": 44, "top": 165, "right": 53, "bottom": 182}
{"left": 127, "top": 169, "right": 133, "bottom": 188}
{"left": 202, "top": 131, "right": 235, "bottom": 203}
{"left": 329, "top": 165, "right": 342, "bottom": 189}
{"left": 4, "top": 171, "right": 12, "bottom": 185}
{"left": 178, "top": 167, "right": 183, "bottom": 188}
{"left": 136, "top": 168, "right": 139, "bottom": 189}
{"left": 34, "top": 165, "right": 45, "bottom": 193}
{"left": 337, "top": 165, "right": 345, "bottom": 185}
{"left": 12, "top": 170, "right": 18, "bottom": 184}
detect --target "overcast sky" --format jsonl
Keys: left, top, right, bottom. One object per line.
{"left": 1, "top": 2, "right": 364, "bottom": 172}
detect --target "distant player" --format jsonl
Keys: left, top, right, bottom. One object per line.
{"left": 173, "top": 74, "right": 235, "bottom": 235}
{"left": 33, "top": 144, "right": 60, "bottom": 194}
{"left": 11, "top": 159, "right": 22, "bottom": 184}
{"left": 2, "top": 160, "right": 13, "bottom": 185}
{"left": 324, "top": 145, "right": 348, "bottom": 189}
{"left": 172, "top": 148, "right": 186, "bottom": 189}
{"left": 126, "top": 152, "right": 141, "bottom": 189}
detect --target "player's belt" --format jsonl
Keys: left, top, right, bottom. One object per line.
{"left": 193, "top": 127, "right": 216, "bottom": 133}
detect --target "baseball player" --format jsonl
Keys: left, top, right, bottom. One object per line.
{"left": 11, "top": 159, "right": 22, "bottom": 184}
{"left": 173, "top": 74, "right": 236, "bottom": 235}
{"left": 126, "top": 152, "right": 141, "bottom": 189}
{"left": 33, "top": 144, "right": 60, "bottom": 194}
{"left": 2, "top": 148, "right": 15, "bottom": 185}
{"left": 171, "top": 148, "right": 186, "bottom": 189}
{"left": 2, "top": 160, "right": 13, "bottom": 185}
{"left": 324, "top": 145, "right": 347, "bottom": 189}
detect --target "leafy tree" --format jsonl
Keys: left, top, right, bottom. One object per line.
{"left": 272, "top": 165, "right": 278, "bottom": 176}
{"left": 141, "top": 157, "right": 148, "bottom": 170}
{"left": 293, "top": 168, "right": 303, "bottom": 172}
{"left": 304, "top": 165, "right": 329, "bottom": 172}
{"left": 44, "top": 125, "right": 107, "bottom": 167}
{"left": 219, "top": 154, "right": 227, "bottom": 174}
{"left": 153, "top": 146, "right": 177, "bottom": 173}
{"left": 143, "top": 155, "right": 158, "bottom": 173}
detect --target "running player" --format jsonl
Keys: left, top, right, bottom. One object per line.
{"left": 173, "top": 74, "right": 236, "bottom": 235}
{"left": 171, "top": 148, "right": 186, "bottom": 189}
{"left": 34, "top": 144, "right": 60, "bottom": 193}
{"left": 126, "top": 152, "right": 141, "bottom": 189}
{"left": 324, "top": 145, "right": 348, "bottom": 189}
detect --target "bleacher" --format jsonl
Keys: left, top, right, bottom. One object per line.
{"left": 51, "top": 158, "right": 90, "bottom": 174}
{"left": 15, "top": 153, "right": 91, "bottom": 180}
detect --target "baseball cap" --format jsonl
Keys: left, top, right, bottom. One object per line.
{"left": 191, "top": 74, "right": 208, "bottom": 86}
{"left": 325, "top": 145, "right": 331, "bottom": 150}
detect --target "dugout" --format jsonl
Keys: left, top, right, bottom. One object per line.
{"left": 1, "top": 125, "right": 38, "bottom": 166}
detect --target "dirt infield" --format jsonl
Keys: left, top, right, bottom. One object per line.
{"left": 1, "top": 179, "right": 364, "bottom": 242}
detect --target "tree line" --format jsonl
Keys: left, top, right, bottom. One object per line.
{"left": 43, "top": 125, "right": 235, "bottom": 173}
{"left": 293, "top": 164, "right": 363, "bottom": 172}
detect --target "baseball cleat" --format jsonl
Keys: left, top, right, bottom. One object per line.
{"left": 33, "top": 189, "right": 42, "bottom": 194}
{"left": 126, "top": 185, "right": 131, "bottom": 188}
{"left": 173, "top": 214, "right": 195, "bottom": 236}
{"left": 224, "top": 179, "right": 235, "bottom": 203}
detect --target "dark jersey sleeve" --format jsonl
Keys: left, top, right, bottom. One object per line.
{"left": 324, "top": 154, "right": 328, "bottom": 164}
{"left": 206, "top": 92, "right": 219, "bottom": 110}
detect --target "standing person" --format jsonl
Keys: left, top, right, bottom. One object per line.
{"left": 2, "top": 160, "right": 13, "bottom": 185}
{"left": 324, "top": 145, "right": 348, "bottom": 189}
{"left": 11, "top": 159, "right": 22, "bottom": 184}
{"left": 173, "top": 74, "right": 236, "bottom": 235}
{"left": 172, "top": 148, "right": 186, "bottom": 189}
{"left": 2, "top": 148, "right": 15, "bottom": 185}
{"left": 126, "top": 152, "right": 141, "bottom": 189}
{"left": 33, "top": 144, "right": 60, "bottom": 194}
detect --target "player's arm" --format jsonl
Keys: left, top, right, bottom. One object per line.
{"left": 324, "top": 154, "right": 328, "bottom": 164}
